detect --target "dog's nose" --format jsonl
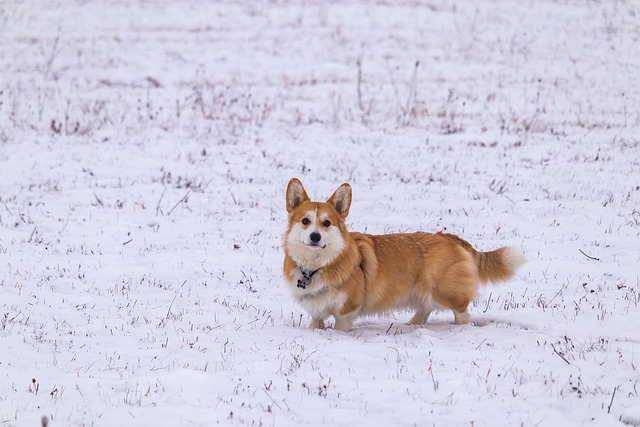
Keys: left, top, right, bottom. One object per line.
{"left": 309, "top": 232, "right": 321, "bottom": 243}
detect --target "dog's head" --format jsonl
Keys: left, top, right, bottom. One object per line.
{"left": 284, "top": 178, "right": 351, "bottom": 269}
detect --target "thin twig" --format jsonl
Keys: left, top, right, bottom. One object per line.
{"left": 3, "top": 202, "right": 13, "bottom": 215}
{"left": 475, "top": 338, "right": 488, "bottom": 350}
{"left": 483, "top": 292, "right": 492, "bottom": 313}
{"left": 167, "top": 191, "right": 190, "bottom": 216}
{"left": 262, "top": 388, "right": 282, "bottom": 410}
{"left": 28, "top": 226, "right": 38, "bottom": 243}
{"left": 356, "top": 54, "right": 364, "bottom": 112}
{"left": 548, "top": 281, "right": 569, "bottom": 305}
{"left": 428, "top": 362, "right": 438, "bottom": 391}
{"left": 607, "top": 385, "right": 617, "bottom": 414}
{"left": 43, "top": 30, "right": 61, "bottom": 80}
{"left": 385, "top": 62, "right": 404, "bottom": 114}
{"left": 401, "top": 60, "right": 420, "bottom": 124}
{"left": 579, "top": 249, "right": 600, "bottom": 261}
{"left": 165, "top": 280, "right": 187, "bottom": 319}
{"left": 551, "top": 343, "right": 570, "bottom": 365}
{"left": 165, "top": 293, "right": 178, "bottom": 319}
{"left": 155, "top": 187, "right": 167, "bottom": 216}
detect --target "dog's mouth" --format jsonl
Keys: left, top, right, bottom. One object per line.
{"left": 304, "top": 242, "right": 326, "bottom": 249}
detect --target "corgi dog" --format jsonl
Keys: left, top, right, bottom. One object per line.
{"left": 283, "top": 178, "right": 526, "bottom": 332}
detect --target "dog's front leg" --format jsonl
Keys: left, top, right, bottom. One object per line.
{"left": 334, "top": 310, "right": 358, "bottom": 332}
{"left": 333, "top": 290, "right": 363, "bottom": 332}
{"left": 309, "top": 318, "right": 326, "bottom": 329}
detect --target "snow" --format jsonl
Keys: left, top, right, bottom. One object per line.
{"left": 1, "top": 0, "right": 639, "bottom": 425}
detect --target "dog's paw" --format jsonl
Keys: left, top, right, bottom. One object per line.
{"left": 309, "top": 319, "right": 326, "bottom": 329}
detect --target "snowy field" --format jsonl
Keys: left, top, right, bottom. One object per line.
{"left": 1, "top": 1, "right": 639, "bottom": 425}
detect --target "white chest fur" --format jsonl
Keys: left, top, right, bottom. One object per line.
{"left": 287, "top": 270, "right": 346, "bottom": 321}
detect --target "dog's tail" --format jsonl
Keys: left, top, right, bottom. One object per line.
{"left": 475, "top": 247, "right": 526, "bottom": 284}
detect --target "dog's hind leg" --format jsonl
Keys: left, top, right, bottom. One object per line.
{"left": 432, "top": 253, "right": 478, "bottom": 326}
{"left": 453, "top": 310, "right": 470, "bottom": 325}
{"left": 406, "top": 309, "right": 432, "bottom": 325}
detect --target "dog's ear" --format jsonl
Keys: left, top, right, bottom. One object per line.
{"left": 286, "top": 178, "right": 310, "bottom": 213}
{"left": 327, "top": 183, "right": 352, "bottom": 218}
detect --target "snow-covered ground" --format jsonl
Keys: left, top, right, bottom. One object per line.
{"left": 1, "top": 1, "right": 639, "bottom": 425}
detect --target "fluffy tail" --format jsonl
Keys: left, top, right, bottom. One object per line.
{"left": 476, "top": 247, "right": 526, "bottom": 284}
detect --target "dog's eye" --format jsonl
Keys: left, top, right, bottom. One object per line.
{"left": 301, "top": 218, "right": 310, "bottom": 225}
{"left": 323, "top": 220, "right": 331, "bottom": 227}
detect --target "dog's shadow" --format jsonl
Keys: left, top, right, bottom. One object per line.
{"left": 472, "top": 316, "right": 536, "bottom": 331}
{"left": 347, "top": 315, "right": 536, "bottom": 338}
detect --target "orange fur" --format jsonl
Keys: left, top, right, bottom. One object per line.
{"left": 283, "top": 178, "right": 526, "bottom": 331}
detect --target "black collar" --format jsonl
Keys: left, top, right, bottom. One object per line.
{"left": 296, "top": 263, "right": 364, "bottom": 289}
{"left": 297, "top": 268, "right": 319, "bottom": 289}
